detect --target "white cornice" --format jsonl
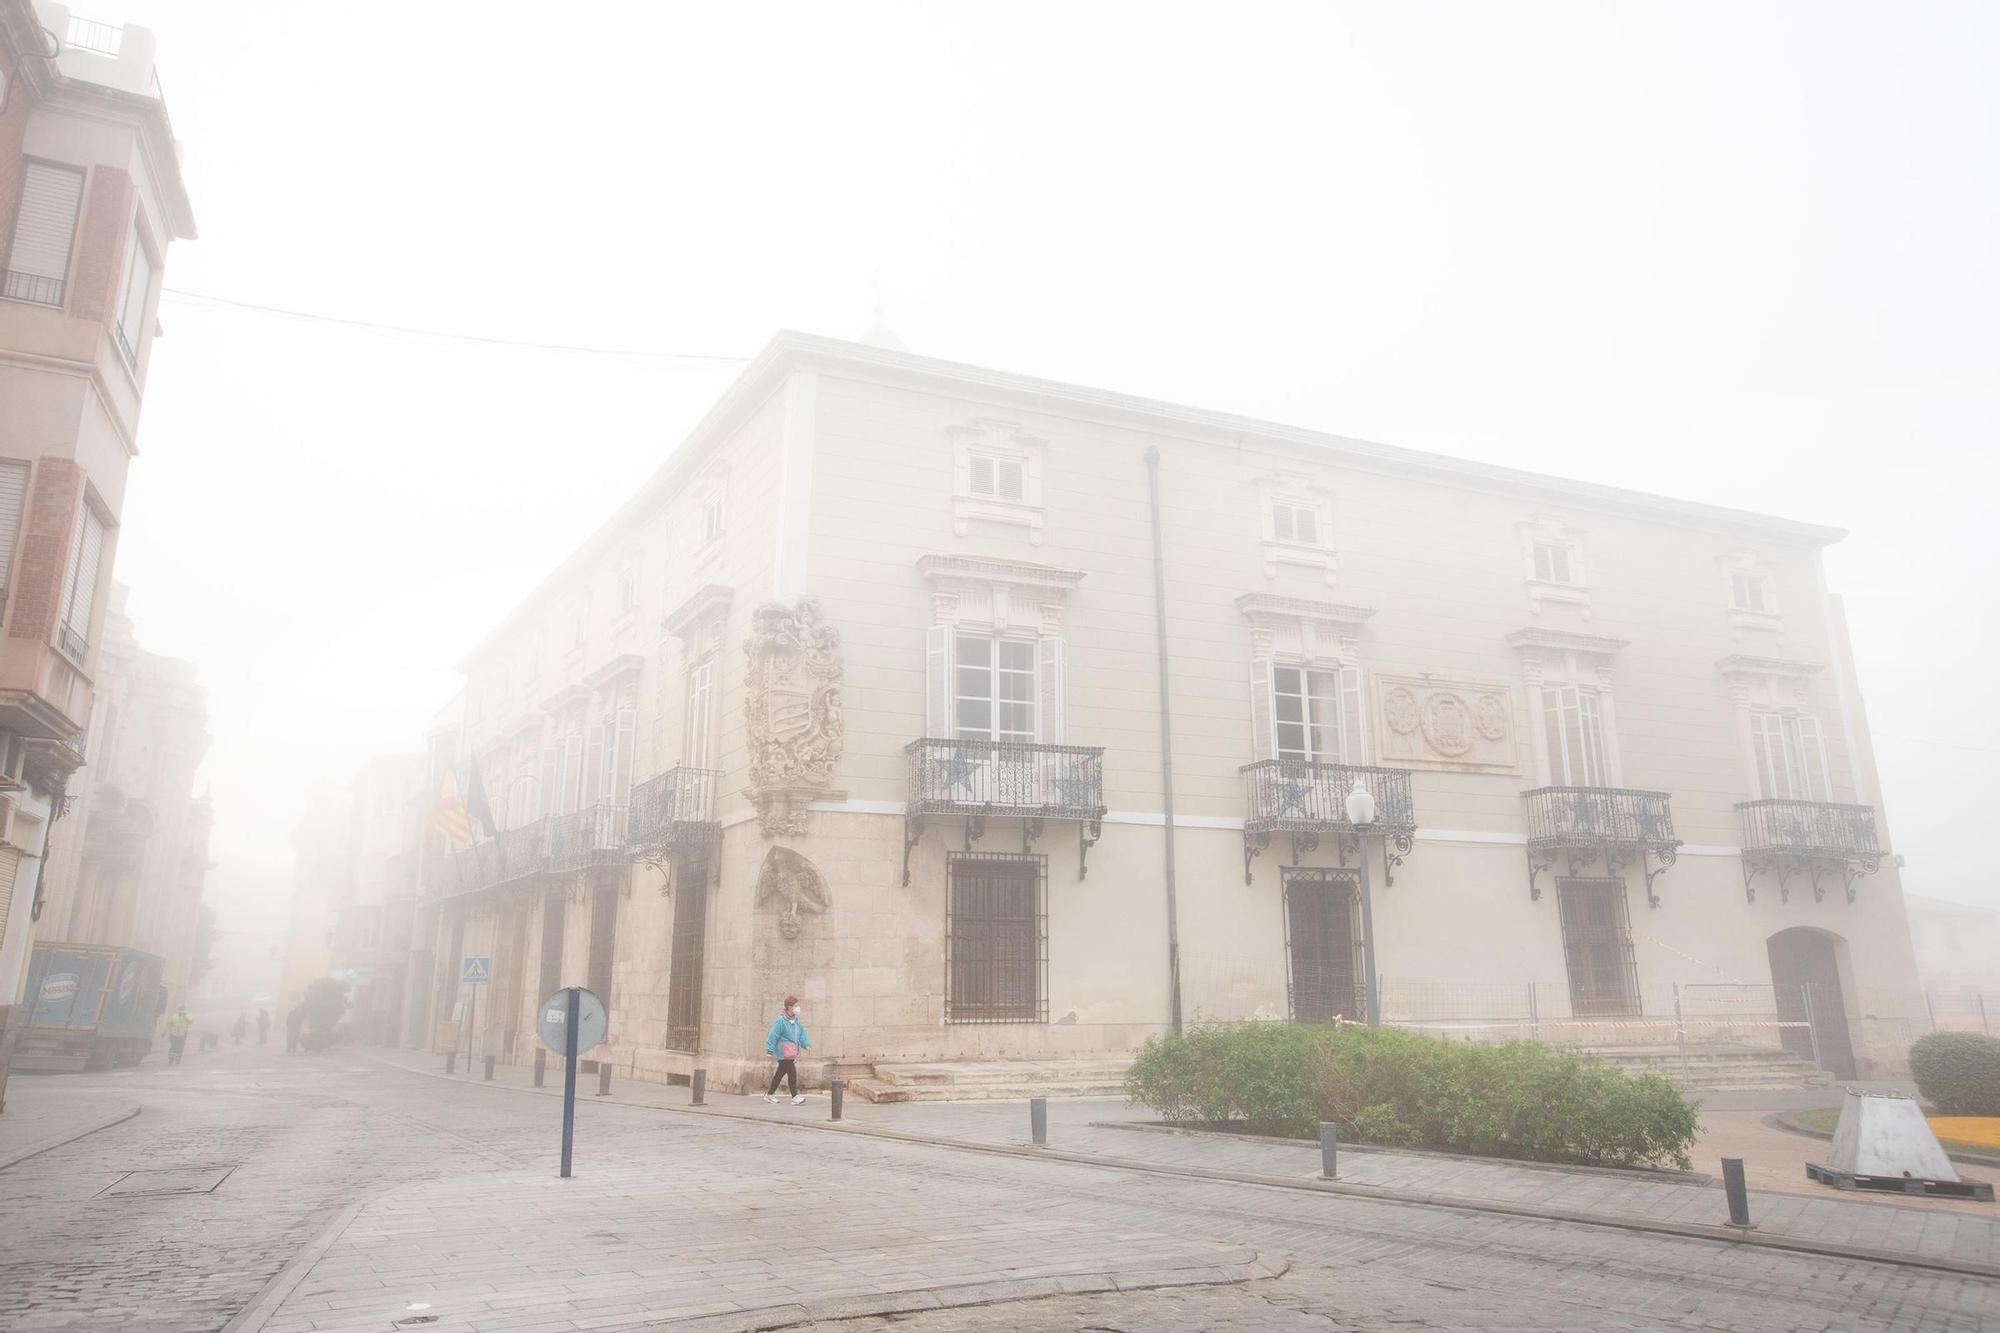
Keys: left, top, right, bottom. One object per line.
{"left": 664, "top": 584, "right": 733, "bottom": 637}
{"left": 1235, "top": 593, "right": 1376, "bottom": 626}
{"left": 917, "top": 554, "right": 1086, "bottom": 593}
{"left": 1717, "top": 654, "right": 1823, "bottom": 679}
{"left": 1505, "top": 628, "right": 1630, "bottom": 655}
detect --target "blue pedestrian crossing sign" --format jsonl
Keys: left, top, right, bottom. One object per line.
{"left": 460, "top": 955, "right": 491, "bottom": 985}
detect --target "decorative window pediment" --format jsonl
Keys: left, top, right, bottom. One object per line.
{"left": 949, "top": 419, "right": 1047, "bottom": 544}
{"left": 1517, "top": 516, "right": 1590, "bottom": 618}
{"left": 918, "top": 553, "right": 1083, "bottom": 636}
{"left": 1717, "top": 654, "right": 1821, "bottom": 712}
{"left": 1256, "top": 472, "right": 1336, "bottom": 585}
{"left": 1236, "top": 593, "right": 1373, "bottom": 666}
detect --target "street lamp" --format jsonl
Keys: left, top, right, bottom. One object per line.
{"left": 1345, "top": 779, "right": 1381, "bottom": 1027}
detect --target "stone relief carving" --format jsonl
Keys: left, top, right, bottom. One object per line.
{"left": 755, "top": 846, "right": 831, "bottom": 940}
{"left": 1373, "top": 673, "right": 1520, "bottom": 773}
{"left": 744, "top": 599, "right": 844, "bottom": 836}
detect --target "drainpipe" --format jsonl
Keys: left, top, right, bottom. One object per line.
{"left": 1143, "top": 447, "right": 1184, "bottom": 1034}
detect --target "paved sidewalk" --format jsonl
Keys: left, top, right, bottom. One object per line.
{"left": 0, "top": 1077, "right": 139, "bottom": 1168}
{"left": 362, "top": 1046, "right": 2000, "bottom": 1273}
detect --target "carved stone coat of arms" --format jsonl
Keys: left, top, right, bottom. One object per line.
{"left": 744, "top": 599, "right": 844, "bottom": 835}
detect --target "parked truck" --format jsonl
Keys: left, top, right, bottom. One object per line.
{"left": 13, "top": 943, "right": 167, "bottom": 1072}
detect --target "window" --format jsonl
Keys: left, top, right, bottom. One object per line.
{"left": 1731, "top": 571, "right": 1769, "bottom": 613}
{"left": 1285, "top": 868, "right": 1364, "bottom": 1023}
{"left": 1271, "top": 500, "right": 1320, "bottom": 546}
{"left": 1557, "top": 879, "right": 1640, "bottom": 1017}
{"left": 701, "top": 493, "right": 724, "bottom": 547}
{"left": 1533, "top": 541, "right": 1575, "bottom": 584}
{"left": 665, "top": 845, "right": 710, "bottom": 1051}
{"left": 946, "top": 854, "right": 1046, "bottom": 1023}
{"left": 611, "top": 706, "right": 636, "bottom": 803}
{"left": 616, "top": 565, "right": 639, "bottom": 615}
{"left": 684, "top": 656, "right": 716, "bottom": 767}
{"left": 968, "top": 451, "right": 1025, "bottom": 501}
{"left": 568, "top": 600, "right": 587, "bottom": 650}
{"left": 2, "top": 161, "right": 85, "bottom": 307}
{"left": 1542, "top": 684, "right": 1608, "bottom": 786}
{"left": 1272, "top": 666, "right": 1349, "bottom": 763}
{"left": 1751, "top": 711, "right": 1829, "bottom": 801}
{"left": 114, "top": 222, "right": 153, "bottom": 366}
{"left": 57, "top": 503, "right": 106, "bottom": 659}
{"left": 0, "top": 459, "right": 30, "bottom": 616}
{"left": 954, "top": 634, "right": 1037, "bottom": 743}
{"left": 557, "top": 731, "right": 585, "bottom": 814}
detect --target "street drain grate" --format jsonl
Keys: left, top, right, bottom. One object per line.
{"left": 395, "top": 1319, "right": 438, "bottom": 1326}
{"left": 96, "top": 1167, "right": 234, "bottom": 1197}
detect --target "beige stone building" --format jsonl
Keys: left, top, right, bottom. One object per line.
{"left": 0, "top": 3, "right": 194, "bottom": 1089}
{"left": 422, "top": 332, "right": 1923, "bottom": 1092}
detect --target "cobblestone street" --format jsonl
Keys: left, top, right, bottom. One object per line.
{"left": 1, "top": 1045, "right": 1996, "bottom": 1331}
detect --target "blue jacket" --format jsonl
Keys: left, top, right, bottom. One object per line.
{"left": 765, "top": 1014, "right": 809, "bottom": 1058}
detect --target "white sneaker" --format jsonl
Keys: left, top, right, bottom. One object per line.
{"left": 791, "top": 1094, "right": 806, "bottom": 1105}
{"left": 763, "top": 1094, "right": 779, "bottom": 1103}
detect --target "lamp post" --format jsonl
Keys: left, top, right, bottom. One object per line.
{"left": 1345, "top": 779, "right": 1381, "bottom": 1027}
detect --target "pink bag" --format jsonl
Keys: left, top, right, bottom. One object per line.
{"left": 780, "top": 1041, "right": 798, "bottom": 1060}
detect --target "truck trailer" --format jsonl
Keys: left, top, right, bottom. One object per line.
{"left": 13, "top": 943, "right": 167, "bottom": 1072}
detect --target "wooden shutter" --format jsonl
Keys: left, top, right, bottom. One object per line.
{"left": 1037, "top": 636, "right": 1065, "bottom": 743}
{"left": 995, "top": 458, "right": 1024, "bottom": 501}
{"left": 560, "top": 733, "right": 584, "bottom": 812}
{"left": 925, "top": 625, "right": 952, "bottom": 738}
{"left": 1797, "top": 715, "right": 1829, "bottom": 800}
{"left": 1249, "top": 659, "right": 1275, "bottom": 761}
{"left": 4, "top": 162, "right": 85, "bottom": 303}
{"left": 1339, "top": 667, "right": 1367, "bottom": 764}
{"left": 584, "top": 725, "right": 606, "bottom": 805}
{"left": 969, "top": 453, "right": 996, "bottom": 496}
{"left": 613, "top": 708, "right": 636, "bottom": 801}
{"left": 538, "top": 746, "right": 556, "bottom": 818}
{"left": 0, "top": 460, "right": 30, "bottom": 608}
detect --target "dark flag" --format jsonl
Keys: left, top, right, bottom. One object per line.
{"left": 464, "top": 762, "right": 498, "bottom": 838}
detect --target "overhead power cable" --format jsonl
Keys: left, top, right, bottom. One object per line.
{"left": 159, "top": 287, "right": 754, "bottom": 362}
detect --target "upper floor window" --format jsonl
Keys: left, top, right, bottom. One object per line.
{"left": 1517, "top": 517, "right": 1591, "bottom": 617}
{"left": 0, "top": 459, "right": 30, "bottom": 619}
{"left": 1533, "top": 541, "right": 1576, "bottom": 585}
{"left": 1751, "top": 711, "right": 1829, "bottom": 802}
{"left": 114, "top": 222, "right": 154, "bottom": 367}
{"left": 616, "top": 563, "right": 640, "bottom": 617}
{"left": 1730, "top": 571, "right": 1769, "bottom": 613}
{"left": 568, "top": 598, "right": 588, "bottom": 651}
{"left": 701, "top": 493, "right": 724, "bottom": 547}
{"left": 1269, "top": 664, "right": 1362, "bottom": 764}
{"left": 955, "top": 634, "right": 1037, "bottom": 743}
{"left": 1256, "top": 474, "right": 1337, "bottom": 585}
{"left": 1542, "top": 684, "right": 1608, "bottom": 786}
{"left": 684, "top": 655, "right": 717, "bottom": 769}
{"left": 950, "top": 420, "right": 1046, "bottom": 544}
{"left": 57, "top": 503, "right": 107, "bottom": 660}
{"left": 968, "top": 450, "right": 1025, "bottom": 502}
{"left": 2, "top": 161, "right": 85, "bottom": 308}
{"left": 1271, "top": 500, "right": 1321, "bottom": 547}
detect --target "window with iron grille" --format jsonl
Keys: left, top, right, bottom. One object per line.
{"left": 1283, "top": 867, "right": 1365, "bottom": 1023}
{"left": 1556, "top": 878, "right": 1640, "bottom": 1017}
{"left": 665, "top": 847, "right": 710, "bottom": 1051}
{"left": 587, "top": 883, "right": 617, "bottom": 1008}
{"left": 946, "top": 853, "right": 1046, "bottom": 1023}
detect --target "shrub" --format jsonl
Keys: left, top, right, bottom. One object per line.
{"left": 1127, "top": 1021, "right": 1698, "bottom": 1170}
{"left": 1910, "top": 1032, "right": 2000, "bottom": 1116}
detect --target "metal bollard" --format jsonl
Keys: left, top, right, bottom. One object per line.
{"left": 691, "top": 1068, "right": 706, "bottom": 1105}
{"left": 533, "top": 1048, "right": 546, "bottom": 1088}
{"left": 830, "top": 1077, "right": 844, "bottom": 1121}
{"left": 1320, "top": 1122, "right": 1339, "bottom": 1179}
{"left": 1030, "top": 1096, "right": 1048, "bottom": 1146}
{"left": 596, "top": 1063, "right": 613, "bottom": 1097}
{"left": 483, "top": 1054, "right": 495, "bottom": 1081}
{"left": 1721, "top": 1157, "right": 1753, "bottom": 1229}
{"left": 445, "top": 1052, "right": 456, "bottom": 1075}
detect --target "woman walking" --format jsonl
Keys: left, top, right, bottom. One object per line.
{"left": 763, "top": 995, "right": 809, "bottom": 1105}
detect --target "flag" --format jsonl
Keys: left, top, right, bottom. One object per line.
{"left": 430, "top": 771, "right": 475, "bottom": 851}
{"left": 464, "top": 761, "right": 498, "bottom": 839}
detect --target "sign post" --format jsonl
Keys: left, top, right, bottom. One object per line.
{"left": 460, "top": 956, "right": 490, "bottom": 1075}
{"left": 536, "top": 986, "right": 606, "bottom": 1180}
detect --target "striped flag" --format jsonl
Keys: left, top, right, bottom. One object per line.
{"left": 431, "top": 770, "right": 475, "bottom": 851}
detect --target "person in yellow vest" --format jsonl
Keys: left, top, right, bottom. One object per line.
{"left": 162, "top": 1006, "right": 193, "bottom": 1066}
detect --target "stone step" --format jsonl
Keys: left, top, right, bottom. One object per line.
{"left": 847, "top": 1079, "right": 1130, "bottom": 1104}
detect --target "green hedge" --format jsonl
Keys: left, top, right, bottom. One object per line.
{"left": 1125, "top": 1022, "right": 1698, "bottom": 1170}
{"left": 1910, "top": 1031, "right": 2000, "bottom": 1116}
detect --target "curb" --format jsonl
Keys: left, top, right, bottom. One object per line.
{"left": 219, "top": 1194, "right": 372, "bottom": 1333}
{"left": 0, "top": 1100, "right": 139, "bottom": 1171}
{"left": 361, "top": 1053, "right": 2000, "bottom": 1283}
{"left": 1765, "top": 1110, "right": 2000, "bottom": 1169}
{"left": 653, "top": 1256, "right": 1290, "bottom": 1331}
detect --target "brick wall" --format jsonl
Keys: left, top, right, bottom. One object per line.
{"left": 8, "top": 459, "right": 80, "bottom": 643}
{"left": 68, "top": 166, "right": 132, "bottom": 324}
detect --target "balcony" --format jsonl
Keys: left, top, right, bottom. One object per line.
{"left": 442, "top": 818, "right": 549, "bottom": 899}
{"left": 628, "top": 767, "right": 720, "bottom": 864}
{"left": 904, "top": 738, "right": 1106, "bottom": 884}
{"left": 1240, "top": 760, "right": 1417, "bottom": 885}
{"left": 1735, "top": 798, "right": 1882, "bottom": 904}
{"left": 1524, "top": 786, "right": 1681, "bottom": 906}
{"left": 547, "top": 804, "right": 631, "bottom": 874}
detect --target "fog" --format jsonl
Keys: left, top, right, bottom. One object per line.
{"left": 80, "top": 0, "right": 1999, "bottom": 960}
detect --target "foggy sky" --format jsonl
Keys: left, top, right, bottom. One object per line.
{"left": 86, "top": 2, "right": 1997, "bottom": 928}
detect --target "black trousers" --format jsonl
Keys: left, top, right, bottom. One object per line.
{"left": 766, "top": 1058, "right": 798, "bottom": 1096}
{"left": 167, "top": 1036, "right": 186, "bottom": 1066}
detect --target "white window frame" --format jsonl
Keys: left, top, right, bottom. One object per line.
{"left": 683, "top": 654, "right": 717, "bottom": 769}
{"left": 1542, "top": 683, "right": 1609, "bottom": 786}
{"left": 1721, "top": 553, "right": 1784, "bottom": 640}
{"left": 1517, "top": 517, "right": 1591, "bottom": 617}
{"left": 950, "top": 420, "right": 1046, "bottom": 544}
{"left": 1533, "top": 541, "right": 1576, "bottom": 586}
{"left": 57, "top": 500, "right": 107, "bottom": 661}
{"left": 692, "top": 469, "right": 729, "bottom": 567}
{"left": 114, "top": 219, "right": 155, "bottom": 369}
{"left": 1269, "top": 663, "right": 1361, "bottom": 764}
{"left": 1256, "top": 475, "right": 1336, "bottom": 585}
{"left": 952, "top": 632, "right": 1039, "bottom": 744}
{"left": 1751, "top": 710, "right": 1830, "bottom": 802}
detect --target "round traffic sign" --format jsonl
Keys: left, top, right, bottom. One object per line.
{"left": 537, "top": 987, "right": 607, "bottom": 1056}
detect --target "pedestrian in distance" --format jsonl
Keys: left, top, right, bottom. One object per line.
{"left": 163, "top": 1006, "right": 193, "bottom": 1066}
{"left": 256, "top": 1007, "right": 270, "bottom": 1045}
{"left": 762, "top": 995, "right": 809, "bottom": 1105}
{"left": 284, "top": 1005, "right": 305, "bottom": 1054}
{"left": 232, "top": 1012, "right": 248, "bottom": 1045}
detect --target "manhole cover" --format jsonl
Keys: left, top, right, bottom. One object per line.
{"left": 97, "top": 1167, "right": 233, "bottom": 1197}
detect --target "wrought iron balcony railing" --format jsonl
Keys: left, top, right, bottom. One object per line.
{"left": 442, "top": 818, "right": 549, "bottom": 898}
{"left": 1240, "top": 760, "right": 1417, "bottom": 886}
{"left": 547, "top": 804, "right": 630, "bottom": 874}
{"left": 1522, "top": 787, "right": 1681, "bottom": 906}
{"left": 904, "top": 738, "right": 1106, "bottom": 883}
{"left": 1735, "top": 798, "right": 1881, "bottom": 904}
{"left": 629, "top": 767, "right": 721, "bottom": 859}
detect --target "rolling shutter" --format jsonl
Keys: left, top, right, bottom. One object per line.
{"left": 3, "top": 163, "right": 85, "bottom": 304}
{"left": 1249, "top": 659, "right": 1275, "bottom": 761}
{"left": 925, "top": 625, "right": 952, "bottom": 738}
{"left": 0, "top": 460, "right": 30, "bottom": 610}
{"left": 1037, "top": 636, "right": 1066, "bottom": 744}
